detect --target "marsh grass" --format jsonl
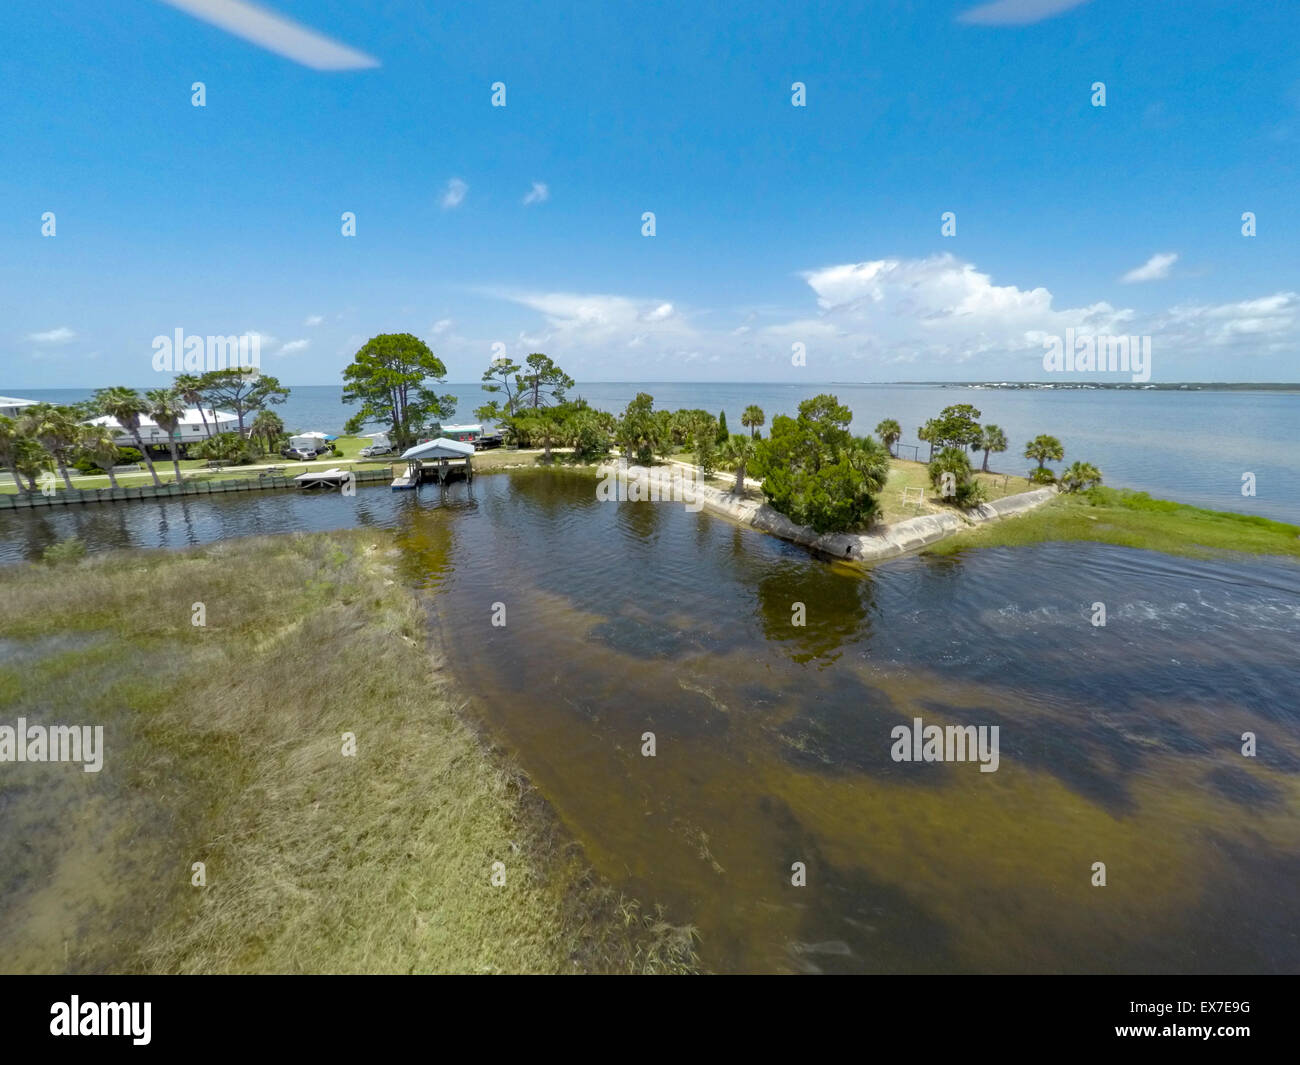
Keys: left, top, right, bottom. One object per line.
{"left": 924, "top": 485, "right": 1300, "bottom": 560}
{"left": 0, "top": 530, "right": 698, "bottom": 973}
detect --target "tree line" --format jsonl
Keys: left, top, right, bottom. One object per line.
{"left": 0, "top": 368, "right": 291, "bottom": 493}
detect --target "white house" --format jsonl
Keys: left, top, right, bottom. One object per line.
{"left": 0, "top": 396, "right": 38, "bottom": 419}
{"left": 83, "top": 408, "right": 238, "bottom": 448}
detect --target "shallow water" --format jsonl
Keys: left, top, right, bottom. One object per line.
{"left": 407, "top": 471, "right": 1300, "bottom": 973}
{"left": 2, "top": 469, "right": 1297, "bottom": 972}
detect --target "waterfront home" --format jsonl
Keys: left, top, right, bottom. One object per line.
{"left": 83, "top": 408, "right": 238, "bottom": 451}
{"left": 0, "top": 396, "right": 38, "bottom": 419}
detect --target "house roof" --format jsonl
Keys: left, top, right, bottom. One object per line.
{"left": 84, "top": 408, "right": 237, "bottom": 430}
{"left": 400, "top": 437, "right": 476, "bottom": 460}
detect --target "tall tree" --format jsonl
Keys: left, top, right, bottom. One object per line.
{"left": 249, "top": 410, "right": 285, "bottom": 456}
{"left": 917, "top": 421, "right": 935, "bottom": 463}
{"left": 716, "top": 409, "right": 729, "bottom": 445}
{"left": 741, "top": 405, "right": 766, "bottom": 439}
{"left": 481, "top": 357, "right": 521, "bottom": 417}
{"left": 341, "top": 333, "right": 456, "bottom": 451}
{"left": 515, "top": 353, "right": 575, "bottom": 410}
{"left": 77, "top": 423, "right": 123, "bottom": 488}
{"left": 199, "top": 368, "right": 289, "bottom": 434}
{"left": 752, "top": 394, "right": 886, "bottom": 533}
{"left": 0, "top": 415, "right": 33, "bottom": 494}
{"left": 174, "top": 373, "right": 213, "bottom": 438}
{"left": 875, "top": 418, "right": 901, "bottom": 457}
{"left": 975, "top": 424, "right": 1008, "bottom": 472}
{"left": 93, "top": 387, "right": 163, "bottom": 487}
{"left": 616, "top": 392, "right": 659, "bottom": 466}
{"left": 146, "top": 388, "right": 187, "bottom": 485}
{"left": 927, "top": 404, "right": 984, "bottom": 450}
{"left": 23, "top": 404, "right": 81, "bottom": 490}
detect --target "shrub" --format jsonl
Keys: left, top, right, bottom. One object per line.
{"left": 928, "top": 446, "right": 986, "bottom": 508}
{"left": 191, "top": 432, "right": 256, "bottom": 465}
{"left": 1028, "top": 466, "right": 1057, "bottom": 485}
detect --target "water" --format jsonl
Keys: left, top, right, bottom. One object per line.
{"left": 3, "top": 471, "right": 1296, "bottom": 972}
{"left": 8, "top": 384, "right": 1299, "bottom": 521}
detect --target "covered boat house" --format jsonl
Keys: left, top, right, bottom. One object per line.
{"left": 391, "top": 437, "right": 475, "bottom": 490}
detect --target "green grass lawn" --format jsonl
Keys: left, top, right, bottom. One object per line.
{"left": 0, "top": 531, "right": 698, "bottom": 973}
{"left": 1, "top": 436, "right": 395, "bottom": 494}
{"left": 673, "top": 451, "right": 1031, "bottom": 526}
{"left": 924, "top": 486, "right": 1300, "bottom": 561}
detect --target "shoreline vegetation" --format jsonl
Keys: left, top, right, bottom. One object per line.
{"left": 0, "top": 531, "right": 699, "bottom": 973}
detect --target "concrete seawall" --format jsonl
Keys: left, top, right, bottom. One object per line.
{"left": 0, "top": 467, "right": 394, "bottom": 509}
{"left": 690, "top": 480, "right": 1059, "bottom": 563}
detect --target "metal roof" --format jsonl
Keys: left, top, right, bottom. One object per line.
{"left": 400, "top": 437, "right": 476, "bottom": 460}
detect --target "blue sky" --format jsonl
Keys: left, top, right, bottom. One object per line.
{"left": 2, "top": 0, "right": 1297, "bottom": 387}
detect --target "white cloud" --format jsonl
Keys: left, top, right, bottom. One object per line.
{"left": 431, "top": 319, "right": 453, "bottom": 335}
{"left": 957, "top": 0, "right": 1092, "bottom": 25}
{"left": 641, "top": 302, "right": 674, "bottom": 322}
{"left": 156, "top": 0, "right": 379, "bottom": 71}
{"left": 303, "top": 314, "right": 324, "bottom": 326}
{"left": 27, "top": 326, "right": 75, "bottom": 343}
{"left": 1121, "top": 252, "right": 1179, "bottom": 283}
{"left": 481, "top": 254, "right": 1299, "bottom": 377}
{"left": 278, "top": 339, "right": 310, "bottom": 355}
{"left": 441, "top": 178, "right": 468, "bottom": 209}
{"left": 522, "top": 181, "right": 550, "bottom": 206}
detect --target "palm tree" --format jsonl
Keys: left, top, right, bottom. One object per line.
{"left": 23, "top": 404, "right": 81, "bottom": 490}
{"left": 1060, "top": 461, "right": 1103, "bottom": 493}
{"left": 146, "top": 388, "right": 187, "bottom": 485}
{"left": 94, "top": 387, "right": 163, "bottom": 487}
{"left": 720, "top": 433, "right": 757, "bottom": 494}
{"left": 917, "top": 421, "right": 937, "bottom": 462}
{"left": 741, "top": 405, "right": 765, "bottom": 439}
{"left": 846, "top": 435, "right": 892, "bottom": 495}
{"left": 175, "top": 373, "right": 213, "bottom": 439}
{"left": 0, "top": 415, "right": 33, "bottom": 494}
{"left": 250, "top": 409, "right": 285, "bottom": 456}
{"left": 1024, "top": 434, "right": 1065, "bottom": 472}
{"left": 78, "top": 423, "right": 123, "bottom": 488}
{"left": 975, "top": 424, "right": 1008, "bottom": 472}
{"left": 875, "top": 418, "right": 901, "bottom": 458}
{"left": 516, "top": 412, "right": 561, "bottom": 462}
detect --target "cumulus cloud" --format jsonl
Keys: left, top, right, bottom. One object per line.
{"left": 279, "top": 339, "right": 310, "bottom": 355}
{"left": 522, "top": 182, "right": 549, "bottom": 206}
{"left": 441, "top": 178, "right": 468, "bottom": 209}
{"left": 1121, "top": 252, "right": 1179, "bottom": 283}
{"left": 27, "top": 326, "right": 75, "bottom": 343}
{"left": 957, "top": 0, "right": 1092, "bottom": 25}
{"left": 431, "top": 318, "right": 452, "bottom": 335}
{"left": 483, "top": 254, "right": 1298, "bottom": 377}
{"left": 303, "top": 314, "right": 324, "bottom": 326}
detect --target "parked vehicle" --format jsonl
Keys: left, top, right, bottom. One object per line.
{"left": 359, "top": 443, "right": 393, "bottom": 457}
{"left": 283, "top": 432, "right": 336, "bottom": 460}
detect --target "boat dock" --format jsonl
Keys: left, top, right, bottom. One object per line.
{"left": 390, "top": 438, "right": 476, "bottom": 491}
{"left": 0, "top": 467, "right": 395, "bottom": 509}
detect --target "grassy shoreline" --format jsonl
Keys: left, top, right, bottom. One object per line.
{"left": 922, "top": 486, "right": 1300, "bottom": 561}
{"left": 0, "top": 530, "right": 698, "bottom": 973}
